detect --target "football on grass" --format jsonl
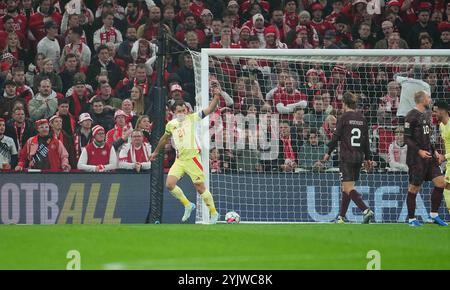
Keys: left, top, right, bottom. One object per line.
{"left": 225, "top": 211, "right": 240, "bottom": 224}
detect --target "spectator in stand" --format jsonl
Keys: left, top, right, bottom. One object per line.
{"left": 176, "top": 12, "right": 206, "bottom": 46}
{"left": 310, "top": 2, "right": 334, "bottom": 40}
{"left": 93, "top": 12, "right": 123, "bottom": 51}
{"left": 409, "top": 7, "right": 439, "bottom": 48}
{"left": 56, "top": 98, "right": 76, "bottom": 135}
{"left": 388, "top": 126, "right": 408, "bottom": 172}
{"left": 279, "top": 120, "right": 298, "bottom": 173}
{"left": 37, "top": 21, "right": 61, "bottom": 72}
{"left": 118, "top": 63, "right": 151, "bottom": 99}
{"left": 129, "top": 86, "right": 150, "bottom": 117}
{"left": 319, "top": 114, "right": 337, "bottom": 144}
{"left": 437, "top": 22, "right": 450, "bottom": 49}
{"left": 206, "top": 18, "right": 222, "bottom": 45}
{"left": 66, "top": 75, "right": 92, "bottom": 117}
{"left": 137, "top": 5, "right": 167, "bottom": 42}
{"left": 354, "top": 22, "right": 376, "bottom": 49}
{"left": 378, "top": 81, "right": 401, "bottom": 125}
{"left": 106, "top": 41, "right": 126, "bottom": 72}
{"left": 49, "top": 114, "right": 77, "bottom": 169}
{"left": 210, "top": 25, "right": 241, "bottom": 48}
{"left": 321, "top": 92, "right": 334, "bottom": 115}
{"left": 301, "top": 68, "right": 325, "bottom": 104}
{"left": 274, "top": 76, "right": 308, "bottom": 120}
{"left": 60, "top": 26, "right": 92, "bottom": 69}
{"left": 15, "top": 118, "right": 70, "bottom": 172}
{"left": 120, "top": 98, "right": 138, "bottom": 125}
{"left": 375, "top": 20, "right": 409, "bottom": 49}
{"left": 418, "top": 34, "right": 434, "bottom": 49}
{"left": 387, "top": 32, "right": 402, "bottom": 49}
{"left": 59, "top": 53, "right": 81, "bottom": 95}
{"left": 33, "top": 58, "right": 63, "bottom": 93}
{"left": 0, "top": 117, "right": 18, "bottom": 170}
{"left": 162, "top": 5, "right": 177, "bottom": 34}
{"left": 176, "top": 52, "right": 196, "bottom": 108}
{"left": 303, "top": 95, "right": 327, "bottom": 130}
{"left": 266, "top": 71, "right": 289, "bottom": 102}
{"left": 0, "top": 0, "right": 27, "bottom": 38}
{"left": 5, "top": 107, "right": 37, "bottom": 152}
{"left": 25, "top": 53, "right": 46, "bottom": 89}
{"left": 322, "top": 30, "right": 340, "bottom": 49}
{"left": 125, "top": 0, "right": 146, "bottom": 30}
{"left": 298, "top": 128, "right": 328, "bottom": 172}
{"left": 74, "top": 112, "right": 93, "bottom": 160}
{"left": 89, "top": 97, "right": 115, "bottom": 132}
{"left": 3, "top": 32, "right": 29, "bottom": 67}
{"left": 270, "top": 8, "right": 285, "bottom": 42}
{"left": 95, "top": 81, "right": 122, "bottom": 111}
{"left": 210, "top": 147, "right": 222, "bottom": 173}
{"left": 325, "top": 0, "right": 344, "bottom": 24}
{"left": 200, "top": 9, "right": 213, "bottom": 38}
{"left": 135, "top": 114, "right": 152, "bottom": 143}
{"left": 117, "top": 26, "right": 138, "bottom": 63}
{"left": 238, "top": 25, "right": 252, "bottom": 48}
{"left": 283, "top": 0, "right": 298, "bottom": 30}
{"left": 87, "top": 44, "right": 124, "bottom": 89}
{"left": 60, "top": 13, "right": 88, "bottom": 45}
{"left": 28, "top": 79, "right": 59, "bottom": 121}
{"left": 77, "top": 125, "right": 117, "bottom": 172}
{"left": 264, "top": 25, "right": 287, "bottom": 48}
{"left": 248, "top": 13, "right": 267, "bottom": 48}
{"left": 0, "top": 15, "right": 26, "bottom": 51}
{"left": 0, "top": 80, "right": 24, "bottom": 121}
{"left": 106, "top": 109, "right": 133, "bottom": 151}
{"left": 28, "top": 0, "right": 62, "bottom": 44}
{"left": 130, "top": 39, "right": 157, "bottom": 74}
{"left": 118, "top": 129, "right": 152, "bottom": 172}
{"left": 333, "top": 14, "right": 353, "bottom": 48}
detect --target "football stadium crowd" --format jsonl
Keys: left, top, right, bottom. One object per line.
{"left": 0, "top": 0, "right": 449, "bottom": 173}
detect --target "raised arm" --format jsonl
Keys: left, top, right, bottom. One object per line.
{"left": 150, "top": 133, "right": 171, "bottom": 161}
{"left": 202, "top": 88, "right": 221, "bottom": 117}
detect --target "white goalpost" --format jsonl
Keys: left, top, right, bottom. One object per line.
{"left": 190, "top": 49, "right": 450, "bottom": 224}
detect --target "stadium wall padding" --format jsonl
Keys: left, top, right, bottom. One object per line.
{"left": 0, "top": 173, "right": 448, "bottom": 224}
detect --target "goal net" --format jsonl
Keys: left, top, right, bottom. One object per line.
{"left": 190, "top": 49, "right": 450, "bottom": 224}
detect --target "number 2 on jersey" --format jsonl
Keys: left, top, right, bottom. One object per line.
{"left": 351, "top": 128, "right": 361, "bottom": 147}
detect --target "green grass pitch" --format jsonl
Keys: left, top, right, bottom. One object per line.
{"left": 0, "top": 224, "right": 449, "bottom": 270}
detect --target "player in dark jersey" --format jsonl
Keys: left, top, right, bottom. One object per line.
{"left": 404, "top": 91, "right": 448, "bottom": 227}
{"left": 323, "top": 92, "right": 375, "bottom": 224}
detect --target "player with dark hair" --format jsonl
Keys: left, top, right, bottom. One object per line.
{"left": 404, "top": 91, "right": 448, "bottom": 227}
{"left": 323, "top": 92, "right": 375, "bottom": 224}
{"left": 150, "top": 88, "right": 221, "bottom": 224}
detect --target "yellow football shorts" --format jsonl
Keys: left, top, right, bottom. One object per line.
{"left": 168, "top": 155, "right": 205, "bottom": 184}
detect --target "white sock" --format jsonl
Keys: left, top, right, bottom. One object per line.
{"left": 430, "top": 212, "right": 438, "bottom": 218}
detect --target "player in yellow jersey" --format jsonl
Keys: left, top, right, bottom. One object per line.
{"left": 436, "top": 101, "right": 450, "bottom": 216}
{"left": 150, "top": 89, "right": 221, "bottom": 224}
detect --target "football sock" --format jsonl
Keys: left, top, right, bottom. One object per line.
{"left": 170, "top": 186, "right": 191, "bottom": 207}
{"left": 431, "top": 187, "right": 444, "bottom": 213}
{"left": 349, "top": 189, "right": 368, "bottom": 211}
{"left": 339, "top": 192, "right": 351, "bottom": 217}
{"left": 201, "top": 190, "right": 218, "bottom": 215}
{"left": 407, "top": 191, "right": 417, "bottom": 219}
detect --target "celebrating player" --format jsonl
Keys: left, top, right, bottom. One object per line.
{"left": 434, "top": 101, "right": 450, "bottom": 216}
{"left": 404, "top": 91, "right": 448, "bottom": 227}
{"left": 150, "top": 88, "right": 221, "bottom": 224}
{"left": 323, "top": 92, "right": 375, "bottom": 224}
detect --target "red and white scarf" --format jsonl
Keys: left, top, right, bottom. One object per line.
{"left": 134, "top": 78, "right": 149, "bottom": 95}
